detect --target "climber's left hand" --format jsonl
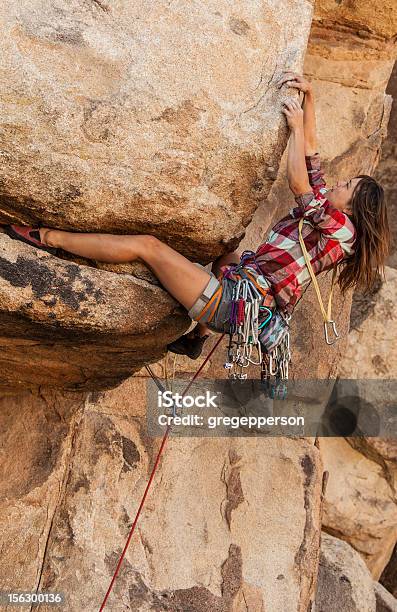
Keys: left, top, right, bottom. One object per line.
{"left": 282, "top": 98, "right": 304, "bottom": 130}
{"left": 277, "top": 72, "right": 312, "bottom": 94}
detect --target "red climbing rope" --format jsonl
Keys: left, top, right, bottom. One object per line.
{"left": 98, "top": 333, "right": 225, "bottom": 611}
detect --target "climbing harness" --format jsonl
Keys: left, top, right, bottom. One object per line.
{"left": 298, "top": 217, "right": 339, "bottom": 345}
{"left": 98, "top": 334, "right": 225, "bottom": 611}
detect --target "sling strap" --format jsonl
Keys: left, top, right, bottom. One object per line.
{"left": 298, "top": 217, "right": 339, "bottom": 345}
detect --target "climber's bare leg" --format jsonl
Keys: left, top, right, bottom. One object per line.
{"left": 40, "top": 229, "right": 151, "bottom": 264}
{"left": 40, "top": 228, "right": 230, "bottom": 312}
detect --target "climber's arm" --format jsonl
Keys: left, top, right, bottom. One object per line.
{"left": 281, "top": 80, "right": 351, "bottom": 246}
{"left": 282, "top": 99, "right": 311, "bottom": 196}
{"left": 277, "top": 72, "right": 317, "bottom": 155}
{"left": 302, "top": 88, "right": 317, "bottom": 156}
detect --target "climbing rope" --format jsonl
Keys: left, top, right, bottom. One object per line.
{"left": 98, "top": 333, "right": 225, "bottom": 611}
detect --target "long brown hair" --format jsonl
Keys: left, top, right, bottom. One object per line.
{"left": 337, "top": 175, "right": 390, "bottom": 294}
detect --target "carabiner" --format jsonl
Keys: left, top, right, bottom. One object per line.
{"left": 269, "top": 354, "right": 279, "bottom": 376}
{"left": 324, "top": 320, "right": 339, "bottom": 345}
{"left": 259, "top": 307, "right": 272, "bottom": 329}
{"left": 247, "top": 342, "right": 262, "bottom": 366}
{"left": 233, "top": 279, "right": 241, "bottom": 301}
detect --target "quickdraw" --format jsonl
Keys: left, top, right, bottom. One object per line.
{"left": 260, "top": 327, "right": 291, "bottom": 400}
{"left": 223, "top": 265, "right": 292, "bottom": 397}
{"left": 224, "top": 272, "right": 263, "bottom": 378}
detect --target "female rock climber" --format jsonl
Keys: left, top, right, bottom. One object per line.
{"left": 4, "top": 72, "right": 390, "bottom": 361}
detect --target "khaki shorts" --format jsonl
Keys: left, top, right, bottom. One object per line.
{"left": 188, "top": 264, "right": 241, "bottom": 333}
{"left": 188, "top": 263, "right": 286, "bottom": 350}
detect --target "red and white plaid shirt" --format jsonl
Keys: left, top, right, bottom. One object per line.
{"left": 240, "top": 153, "right": 356, "bottom": 314}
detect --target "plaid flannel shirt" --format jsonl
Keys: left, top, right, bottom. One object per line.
{"left": 241, "top": 153, "right": 356, "bottom": 314}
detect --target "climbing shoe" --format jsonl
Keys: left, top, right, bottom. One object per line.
{"left": 167, "top": 330, "right": 210, "bottom": 360}
{"left": 3, "top": 225, "right": 57, "bottom": 255}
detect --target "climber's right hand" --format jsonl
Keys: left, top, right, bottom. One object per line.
{"left": 277, "top": 72, "right": 312, "bottom": 94}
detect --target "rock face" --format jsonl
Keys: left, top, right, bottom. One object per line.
{"left": 0, "top": 0, "right": 316, "bottom": 391}
{"left": 321, "top": 220, "right": 397, "bottom": 583}
{"left": 0, "top": 380, "right": 323, "bottom": 611}
{"left": 0, "top": 0, "right": 313, "bottom": 261}
{"left": 375, "top": 61, "right": 397, "bottom": 269}
{"left": 0, "top": 0, "right": 395, "bottom": 387}
{"left": 316, "top": 533, "right": 377, "bottom": 612}
{"left": 304, "top": 4, "right": 395, "bottom": 180}
{"left": 339, "top": 267, "right": 397, "bottom": 379}
{"left": 0, "top": 3, "right": 397, "bottom": 612}
{"left": 346, "top": 60, "right": 397, "bottom": 378}
{"left": 289, "top": 0, "right": 395, "bottom": 378}
{"left": 381, "top": 545, "right": 397, "bottom": 599}
{"left": 0, "top": 234, "right": 189, "bottom": 391}
{"left": 320, "top": 437, "right": 397, "bottom": 580}
{"left": 319, "top": 377, "right": 397, "bottom": 584}
{"left": 374, "top": 582, "right": 397, "bottom": 612}
{"left": 331, "top": 57, "right": 397, "bottom": 576}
